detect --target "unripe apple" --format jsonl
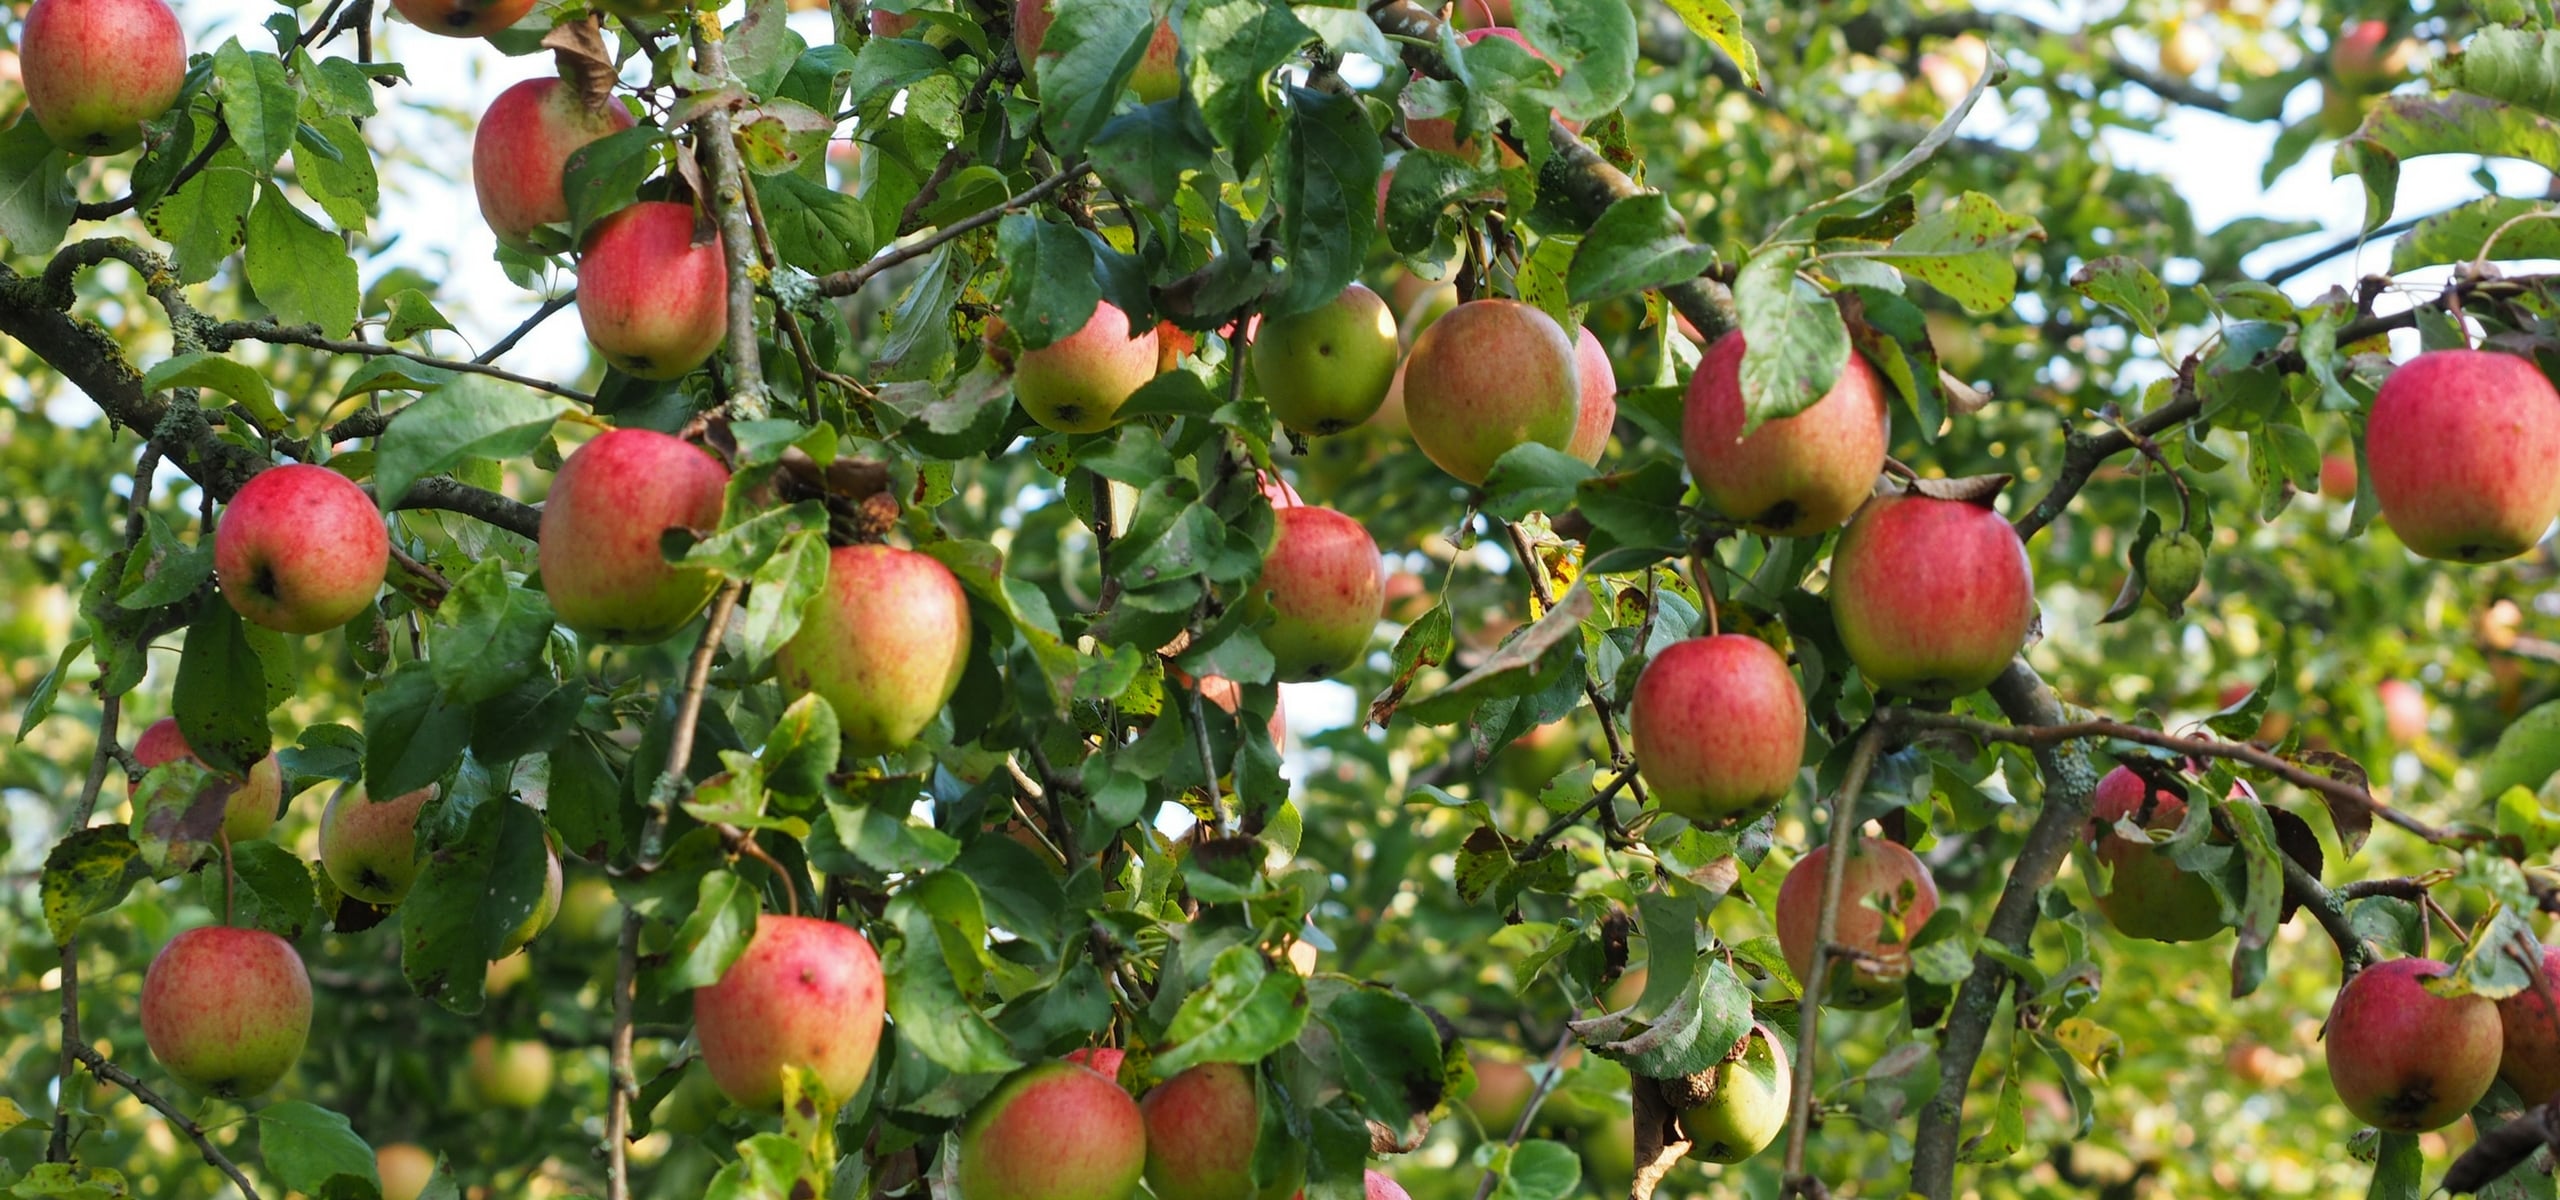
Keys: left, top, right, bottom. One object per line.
{"left": 2086, "top": 767, "right": 2224, "bottom": 943}
{"left": 494, "top": 837, "right": 564, "bottom": 957}
{"left": 1014, "top": 302, "right": 1160, "bottom": 434}
{"left": 2366, "top": 349, "right": 2560, "bottom": 562}
{"left": 1254, "top": 284, "right": 1401, "bottom": 435}
{"left": 215, "top": 464, "right": 390, "bottom": 634}
{"left": 319, "top": 784, "right": 435, "bottom": 905}
{"left": 20, "top": 0, "right": 186, "bottom": 155}
{"left": 484, "top": 951, "right": 531, "bottom": 997}
{"left": 1568, "top": 327, "right": 1617, "bottom": 464}
{"left": 388, "top": 0, "right": 538, "bottom": 37}
{"left": 1143, "top": 1062, "right": 1303, "bottom": 1200}
{"left": 466, "top": 1034, "right": 553, "bottom": 1109}
{"left": 1776, "top": 837, "right": 1939, "bottom": 1009}
{"left": 1064, "top": 1046, "right": 1126, "bottom": 1081}
{"left": 1015, "top": 0, "right": 1181, "bottom": 102}
{"left": 958, "top": 1060, "right": 1148, "bottom": 1200}
{"left": 377, "top": 1143, "right": 437, "bottom": 1200}
{"left": 694, "top": 914, "right": 887, "bottom": 1110}
{"left": 132, "top": 717, "right": 283, "bottom": 844}
{"left": 538, "top": 428, "right": 730, "bottom": 644}
{"left": 1679, "top": 1022, "right": 1789, "bottom": 1164}
{"left": 1251, "top": 506, "right": 1384, "bottom": 681}
{"left": 2325, "top": 956, "right": 2500, "bottom": 1132}
{"left": 1684, "top": 333, "right": 1888, "bottom": 537}
{"left": 577, "top": 201, "right": 728, "bottom": 381}
{"left": 2159, "top": 20, "right": 2211, "bottom": 78}
{"left": 139, "top": 926, "right": 310, "bottom": 1098}
{"left": 1629, "top": 635, "right": 1805, "bottom": 826}
{"left": 2496, "top": 945, "right": 2560, "bottom": 1106}
{"left": 1828, "top": 492, "right": 2035, "bottom": 700}
{"left": 1401, "top": 299, "right": 1582, "bottom": 485}
{"left": 776, "top": 545, "right": 972, "bottom": 756}
{"left": 473, "top": 77, "right": 636, "bottom": 251}
{"left": 2378, "top": 679, "right": 2428, "bottom": 745}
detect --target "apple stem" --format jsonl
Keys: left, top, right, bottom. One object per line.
{"left": 729, "top": 827, "right": 800, "bottom": 918}
{"left": 1780, "top": 724, "right": 1885, "bottom": 1193}
{"left": 219, "top": 829, "right": 236, "bottom": 927}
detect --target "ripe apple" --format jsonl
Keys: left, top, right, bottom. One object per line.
{"left": 1364, "top": 1171, "right": 1413, "bottom": 1200}
{"left": 1064, "top": 1046, "right": 1125, "bottom": 1081}
{"left": 473, "top": 77, "right": 636, "bottom": 250}
{"left": 2378, "top": 679, "right": 2428, "bottom": 745}
{"left": 1401, "top": 299, "right": 1582, "bottom": 485}
{"left": 1684, "top": 332, "right": 1889, "bottom": 537}
{"left": 1568, "top": 327, "right": 1617, "bottom": 464}
{"left": 215, "top": 464, "right": 390, "bottom": 634}
{"left": 1680, "top": 1022, "right": 1789, "bottom": 1164}
{"left": 1466, "top": 1051, "right": 1534, "bottom": 1132}
{"left": 1775, "top": 836, "right": 1940, "bottom": 1009}
{"left": 20, "top": 0, "right": 186, "bottom": 155}
{"left": 1252, "top": 506, "right": 1384, "bottom": 681}
{"left": 1629, "top": 635, "right": 1806, "bottom": 826}
{"left": 132, "top": 717, "right": 282, "bottom": 844}
{"left": 2366, "top": 349, "right": 2560, "bottom": 562}
{"left": 2086, "top": 767, "right": 2224, "bottom": 943}
{"left": 868, "top": 4, "right": 916, "bottom": 36}
{"left": 494, "top": 837, "right": 564, "bottom": 956}
{"left": 958, "top": 1060, "right": 1149, "bottom": 1200}
{"left": 1828, "top": 492, "right": 2036, "bottom": 700}
{"left": 2330, "top": 19, "right": 2395, "bottom": 87}
{"left": 318, "top": 784, "right": 436, "bottom": 905}
{"left": 1142, "top": 1062, "right": 1303, "bottom": 1200}
{"left": 776, "top": 545, "right": 972, "bottom": 756}
{"left": 577, "top": 201, "right": 728, "bottom": 381}
{"left": 694, "top": 914, "right": 887, "bottom": 1109}
{"left": 538, "top": 428, "right": 730, "bottom": 643}
{"left": 1015, "top": 0, "right": 1181, "bottom": 102}
{"left": 467, "top": 1034, "right": 553, "bottom": 1109}
{"left": 388, "top": 0, "right": 538, "bottom": 37}
{"left": 2321, "top": 453, "right": 2359, "bottom": 501}
{"left": 2495, "top": 944, "right": 2560, "bottom": 1106}
{"left": 139, "top": 925, "right": 311, "bottom": 1098}
{"left": 1254, "top": 283, "right": 1401, "bottom": 435}
{"left": 2325, "top": 956, "right": 2500, "bottom": 1132}
{"left": 376, "top": 1143, "right": 437, "bottom": 1200}
{"left": 1014, "top": 301, "right": 1161, "bottom": 434}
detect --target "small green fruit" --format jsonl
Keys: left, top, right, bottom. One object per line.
{"left": 2142, "top": 531, "right": 2205, "bottom": 614}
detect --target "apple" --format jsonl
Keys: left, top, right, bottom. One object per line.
{"left": 376, "top": 1142, "right": 437, "bottom": 1200}
{"left": 2366, "top": 349, "right": 2560, "bottom": 562}
{"left": 2325, "top": 956, "right": 2500, "bottom": 1132}
{"left": 1364, "top": 1172, "right": 1412, "bottom": 1200}
{"left": 1254, "top": 283, "right": 1401, "bottom": 436}
{"left": 1015, "top": 0, "right": 1181, "bottom": 102}
{"left": 1629, "top": 635, "right": 1806, "bottom": 826}
{"left": 319, "top": 784, "right": 436, "bottom": 905}
{"left": 20, "top": 0, "right": 186, "bottom": 155}
{"left": 1918, "top": 33, "right": 1990, "bottom": 109}
{"left": 1252, "top": 506, "right": 1384, "bottom": 681}
{"left": 1568, "top": 327, "right": 1617, "bottom": 464}
{"left": 694, "top": 914, "right": 887, "bottom": 1110}
{"left": 1370, "top": 361, "right": 1411, "bottom": 436}
{"left": 868, "top": 4, "right": 917, "bottom": 37}
{"left": 494, "top": 838, "right": 564, "bottom": 957}
{"left": 538, "top": 428, "right": 731, "bottom": 643}
{"left": 2495, "top": 945, "right": 2560, "bottom": 1106}
{"left": 1775, "top": 836, "right": 1940, "bottom": 1009}
{"left": 776, "top": 545, "right": 973, "bottom": 756}
{"left": 2321, "top": 453, "right": 2359, "bottom": 501}
{"left": 389, "top": 0, "right": 538, "bottom": 37}
{"left": 558, "top": 874, "right": 620, "bottom": 943}
{"left": 473, "top": 77, "right": 636, "bottom": 251}
{"left": 2159, "top": 20, "right": 2212, "bottom": 78}
{"left": 1466, "top": 1051, "right": 1534, "bottom": 1132}
{"left": 467, "top": 1034, "right": 553, "bottom": 1109}
{"left": 1401, "top": 299, "right": 1582, "bottom": 485}
{"left": 132, "top": 717, "right": 282, "bottom": 844}
{"left": 958, "top": 1060, "right": 1149, "bottom": 1200}
{"left": 2330, "top": 19, "right": 2395, "bottom": 87}
{"left": 577, "top": 201, "right": 729, "bottom": 381}
{"left": 1064, "top": 1046, "right": 1126, "bottom": 1081}
{"left": 215, "top": 464, "right": 390, "bottom": 634}
{"left": 1142, "top": 1062, "right": 1303, "bottom": 1200}
{"left": 1680, "top": 1022, "right": 1789, "bottom": 1164}
{"left": 1828, "top": 492, "right": 2036, "bottom": 700}
{"left": 1405, "top": 28, "right": 1568, "bottom": 164}
{"left": 2378, "top": 679, "right": 2428, "bottom": 745}
{"left": 139, "top": 925, "right": 311, "bottom": 1098}
{"left": 2086, "top": 767, "right": 2224, "bottom": 943}
{"left": 1013, "top": 301, "right": 1161, "bottom": 434}
{"left": 1683, "top": 332, "right": 1888, "bottom": 537}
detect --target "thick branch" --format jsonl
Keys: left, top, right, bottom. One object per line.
{"left": 691, "top": 26, "right": 771, "bottom": 417}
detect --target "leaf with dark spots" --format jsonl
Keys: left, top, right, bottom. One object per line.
{"left": 2268, "top": 805, "right": 2323, "bottom": 925}
{"left": 2287, "top": 747, "right": 2377, "bottom": 856}
{"left": 1905, "top": 473, "right": 2013, "bottom": 507}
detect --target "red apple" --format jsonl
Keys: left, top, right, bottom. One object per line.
{"left": 694, "top": 914, "right": 887, "bottom": 1109}
{"left": 2326, "top": 956, "right": 2500, "bottom": 1131}
{"left": 1629, "top": 635, "right": 1805, "bottom": 826}
{"left": 376, "top": 1143, "right": 438, "bottom": 1200}
{"left": 319, "top": 784, "right": 435, "bottom": 905}
{"left": 1401, "top": 299, "right": 1582, "bottom": 485}
{"left": 389, "top": 0, "right": 538, "bottom": 38}
{"left": 20, "top": 0, "right": 186, "bottom": 155}
{"left": 1679, "top": 1022, "right": 1789, "bottom": 1164}
{"left": 538, "top": 428, "right": 731, "bottom": 643}
{"left": 1364, "top": 1171, "right": 1412, "bottom": 1200}
{"left": 577, "top": 201, "right": 729, "bottom": 381}
{"left": 1254, "top": 283, "right": 1401, "bottom": 436}
{"left": 1014, "top": 301, "right": 1161, "bottom": 434}
{"left": 215, "top": 464, "right": 390, "bottom": 634}
{"left": 959, "top": 1060, "right": 1149, "bottom": 1200}
{"left": 2321, "top": 453, "right": 2359, "bottom": 501}
{"left": 1449, "top": 0, "right": 1509, "bottom": 28}
{"left": 2496, "top": 945, "right": 2560, "bottom": 1106}
{"left": 1466, "top": 1051, "right": 1533, "bottom": 1132}
{"left": 1776, "top": 836, "right": 1940, "bottom": 1009}
{"left": 2378, "top": 679, "right": 2428, "bottom": 745}
{"left": 776, "top": 545, "right": 972, "bottom": 756}
{"left": 1064, "top": 1046, "right": 1126, "bottom": 1081}
{"left": 139, "top": 925, "right": 311, "bottom": 1098}
{"left": 1142, "top": 1061, "right": 1303, "bottom": 1200}
{"left": 132, "top": 717, "right": 283, "bottom": 844}
{"left": 2086, "top": 767, "right": 2224, "bottom": 943}
{"left": 466, "top": 1033, "right": 552, "bottom": 1109}
{"left": 2331, "top": 19, "right": 2394, "bottom": 87}
{"left": 1827, "top": 492, "right": 2035, "bottom": 700}
{"left": 1684, "top": 332, "right": 1889, "bottom": 537}
{"left": 1253, "top": 506, "right": 1384, "bottom": 681}
{"left": 473, "top": 77, "right": 636, "bottom": 251}
{"left": 868, "top": 4, "right": 917, "bottom": 37}
{"left": 2366, "top": 349, "right": 2560, "bottom": 562}
{"left": 1568, "top": 327, "right": 1617, "bottom": 464}
{"left": 1015, "top": 0, "right": 1181, "bottom": 102}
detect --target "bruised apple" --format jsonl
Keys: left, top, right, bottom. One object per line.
{"left": 132, "top": 717, "right": 283, "bottom": 844}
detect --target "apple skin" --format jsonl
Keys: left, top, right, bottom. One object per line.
{"left": 376, "top": 1143, "right": 438, "bottom": 1200}
{"left": 318, "top": 784, "right": 436, "bottom": 905}
{"left": 1015, "top": 302, "right": 1161, "bottom": 434}
{"left": 1364, "top": 1172, "right": 1413, "bottom": 1200}
{"left": 1401, "top": 299, "right": 1582, "bottom": 485}
{"left": 1142, "top": 1062, "right": 1303, "bottom": 1200}
{"left": 538, "top": 428, "right": 731, "bottom": 643}
{"left": 2086, "top": 767, "right": 2224, "bottom": 943}
{"left": 1629, "top": 635, "right": 1805, "bottom": 826}
{"left": 2496, "top": 945, "right": 2560, "bottom": 1106}
{"left": 1568, "top": 327, "right": 1617, "bottom": 464}
{"left": 1064, "top": 1046, "right": 1126, "bottom": 1081}
{"left": 1679, "top": 1022, "right": 1789, "bottom": 1164}
{"left": 2321, "top": 453, "right": 2359, "bottom": 501}
{"left": 1684, "top": 333, "right": 1888, "bottom": 537}
{"left": 215, "top": 464, "right": 390, "bottom": 634}
{"left": 132, "top": 717, "right": 282, "bottom": 844}
{"left": 388, "top": 0, "right": 538, "bottom": 37}
{"left": 1776, "top": 837, "right": 1940, "bottom": 1009}
{"left": 868, "top": 5, "right": 917, "bottom": 37}
{"left": 1015, "top": 0, "right": 1181, "bottom": 102}
{"left": 1828, "top": 493, "right": 2036, "bottom": 700}
{"left": 1252, "top": 506, "right": 1385, "bottom": 681}
{"left": 2378, "top": 679, "right": 2428, "bottom": 745}
{"left": 1254, "top": 283, "right": 1401, "bottom": 435}
{"left": 776, "top": 545, "right": 973, "bottom": 755}
{"left": 467, "top": 1034, "right": 554, "bottom": 1109}
{"left": 2367, "top": 349, "right": 2560, "bottom": 562}
{"left": 694, "top": 914, "right": 888, "bottom": 1110}
{"left": 473, "top": 77, "right": 635, "bottom": 251}
{"left": 958, "top": 1060, "right": 1149, "bottom": 1200}
{"left": 2326, "top": 956, "right": 2501, "bottom": 1132}
{"left": 494, "top": 838, "right": 564, "bottom": 957}
{"left": 20, "top": 0, "right": 186, "bottom": 155}
{"left": 577, "top": 201, "right": 729, "bottom": 381}
{"left": 139, "top": 925, "right": 311, "bottom": 1098}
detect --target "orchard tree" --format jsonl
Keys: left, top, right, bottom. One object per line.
{"left": 16, "top": 0, "right": 2560, "bottom": 1198}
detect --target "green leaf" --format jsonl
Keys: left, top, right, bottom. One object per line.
{"left": 1515, "top": 0, "right": 1637, "bottom": 122}
{"left": 758, "top": 169, "right": 874, "bottom": 276}
{"left": 1576, "top": 953, "right": 1752, "bottom": 1079}
{"left": 1490, "top": 1139, "right": 1582, "bottom": 1200}
{"left": 1323, "top": 988, "right": 1448, "bottom": 1126}
{"left": 364, "top": 661, "right": 469, "bottom": 799}
{"left": 147, "top": 149, "right": 257, "bottom": 284}
{"left": 885, "top": 875, "right": 1023, "bottom": 1073}
{"left": 1383, "top": 149, "right": 1493, "bottom": 256}
{"left": 1731, "top": 248, "right": 1850, "bottom": 435}
{"left": 212, "top": 40, "right": 297, "bottom": 175}
{"left": 17, "top": 636, "right": 91, "bottom": 742}
{"left": 1879, "top": 191, "right": 2045, "bottom": 315}
{"left": 2334, "top": 94, "right": 2560, "bottom": 233}
{"left": 1034, "top": 0, "right": 1157, "bottom": 155}
{"left": 1091, "top": 95, "right": 1218, "bottom": 210}
{"left": 297, "top": 115, "right": 378, "bottom": 231}
{"left": 816, "top": 791, "right": 962, "bottom": 874}
{"left": 381, "top": 288, "right": 456, "bottom": 343}
{"left": 2483, "top": 700, "right": 2560, "bottom": 805}
{"left": 115, "top": 512, "right": 212, "bottom": 610}
{"left": 1657, "top": 0, "right": 1759, "bottom": 90}
{"left": 1271, "top": 86, "right": 1382, "bottom": 317}
{"left": 402, "top": 797, "right": 551, "bottom": 1011}
{"left": 175, "top": 597, "right": 273, "bottom": 775}
{"left": 372, "top": 375, "right": 563, "bottom": 510}
{"left": 1154, "top": 943, "right": 1310, "bottom": 1073}
{"left": 1481, "top": 443, "right": 1597, "bottom": 521}
{"left": 338, "top": 354, "right": 458, "bottom": 399}
{"left": 40, "top": 825, "right": 147, "bottom": 945}
{"left": 2367, "top": 1131, "right": 2421, "bottom": 1200}
{"left": 1402, "top": 584, "right": 1593, "bottom": 725}
{"left": 199, "top": 840, "right": 317, "bottom": 939}
{"left": 245, "top": 183, "right": 360, "bottom": 336}
{"left": 143, "top": 352, "right": 284, "bottom": 427}
{"left": 0, "top": 118, "right": 76, "bottom": 257}
{"left": 2432, "top": 27, "right": 2560, "bottom": 122}
{"left": 1192, "top": 0, "right": 1314, "bottom": 167}
{"left": 428, "top": 560, "right": 556, "bottom": 705}
{"left": 654, "top": 868, "right": 761, "bottom": 991}
{"left": 2390, "top": 195, "right": 2560, "bottom": 272}
{"left": 2066, "top": 255, "right": 2168, "bottom": 342}
{"left": 254, "top": 1102, "right": 378, "bottom": 1195}
{"left": 762, "top": 693, "right": 842, "bottom": 797}
{"left": 1568, "top": 192, "right": 1717, "bottom": 305}
{"left": 561, "top": 126, "right": 671, "bottom": 245}
{"left": 997, "top": 214, "right": 1103, "bottom": 350}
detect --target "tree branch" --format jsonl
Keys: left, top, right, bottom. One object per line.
{"left": 811, "top": 159, "right": 1090, "bottom": 299}
{"left": 207, "top": 319, "right": 595, "bottom": 404}
{"left": 1780, "top": 725, "right": 1886, "bottom": 1194}
{"left": 67, "top": 1043, "right": 263, "bottom": 1199}
{"left": 691, "top": 25, "right": 771, "bottom": 418}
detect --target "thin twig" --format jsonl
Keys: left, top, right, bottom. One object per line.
{"left": 1781, "top": 725, "right": 1886, "bottom": 1193}
{"left": 1468, "top": 1027, "right": 1578, "bottom": 1200}
{"left": 473, "top": 291, "right": 576, "bottom": 365}
{"left": 208, "top": 320, "right": 594, "bottom": 403}
{"left": 67, "top": 1044, "right": 263, "bottom": 1199}
{"left": 813, "top": 160, "right": 1090, "bottom": 298}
